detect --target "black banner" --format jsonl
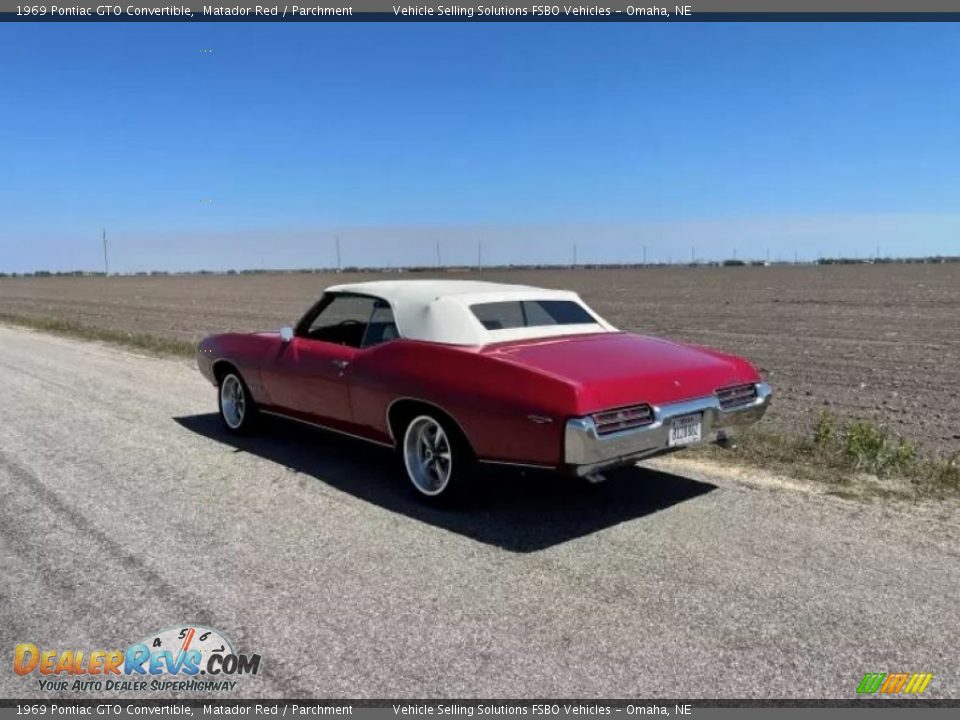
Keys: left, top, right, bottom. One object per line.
{"left": 4, "top": 1, "right": 960, "bottom": 21}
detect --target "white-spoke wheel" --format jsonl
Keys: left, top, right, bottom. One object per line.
{"left": 220, "top": 374, "right": 247, "bottom": 430}
{"left": 403, "top": 415, "right": 455, "bottom": 497}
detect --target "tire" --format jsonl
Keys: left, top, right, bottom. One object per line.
{"left": 218, "top": 371, "right": 258, "bottom": 434}
{"left": 400, "top": 413, "right": 476, "bottom": 504}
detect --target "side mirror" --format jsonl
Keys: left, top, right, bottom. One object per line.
{"left": 280, "top": 326, "right": 294, "bottom": 343}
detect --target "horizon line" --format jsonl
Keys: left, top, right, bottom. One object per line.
{"left": 4, "top": 255, "right": 960, "bottom": 278}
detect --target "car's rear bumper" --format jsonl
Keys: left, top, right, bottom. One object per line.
{"left": 563, "top": 382, "right": 772, "bottom": 476}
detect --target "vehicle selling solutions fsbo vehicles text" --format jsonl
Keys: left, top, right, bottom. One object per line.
{"left": 391, "top": 6, "right": 679, "bottom": 17}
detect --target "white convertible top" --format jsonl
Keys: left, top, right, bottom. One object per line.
{"left": 325, "top": 279, "right": 618, "bottom": 346}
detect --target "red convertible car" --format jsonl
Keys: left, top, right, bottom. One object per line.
{"left": 197, "top": 280, "right": 771, "bottom": 502}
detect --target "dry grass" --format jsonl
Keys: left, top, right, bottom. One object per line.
{"left": 0, "top": 312, "right": 195, "bottom": 357}
{"left": 693, "top": 413, "right": 960, "bottom": 499}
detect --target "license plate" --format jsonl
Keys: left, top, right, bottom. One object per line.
{"left": 668, "top": 414, "right": 702, "bottom": 447}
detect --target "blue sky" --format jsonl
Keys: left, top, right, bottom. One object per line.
{"left": 1, "top": 22, "right": 958, "bottom": 272}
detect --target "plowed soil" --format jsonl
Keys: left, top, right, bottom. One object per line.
{"left": 2, "top": 264, "right": 958, "bottom": 457}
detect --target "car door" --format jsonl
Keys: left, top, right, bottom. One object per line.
{"left": 262, "top": 293, "right": 381, "bottom": 427}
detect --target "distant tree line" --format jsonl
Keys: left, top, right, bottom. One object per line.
{"left": 2, "top": 255, "right": 958, "bottom": 278}
{"left": 815, "top": 256, "right": 960, "bottom": 265}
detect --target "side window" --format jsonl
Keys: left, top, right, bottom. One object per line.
{"left": 303, "top": 294, "right": 378, "bottom": 348}
{"left": 360, "top": 301, "right": 399, "bottom": 348}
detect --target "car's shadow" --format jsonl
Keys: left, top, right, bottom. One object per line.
{"left": 174, "top": 413, "right": 717, "bottom": 553}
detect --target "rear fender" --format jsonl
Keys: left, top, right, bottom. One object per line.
{"left": 197, "top": 333, "right": 279, "bottom": 405}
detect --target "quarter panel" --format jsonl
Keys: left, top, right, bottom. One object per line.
{"left": 349, "top": 341, "right": 580, "bottom": 466}
{"left": 197, "top": 332, "right": 280, "bottom": 405}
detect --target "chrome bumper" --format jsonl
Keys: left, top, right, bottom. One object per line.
{"left": 564, "top": 382, "right": 772, "bottom": 476}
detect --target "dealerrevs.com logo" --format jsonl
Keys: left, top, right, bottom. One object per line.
{"left": 14, "top": 625, "right": 261, "bottom": 693}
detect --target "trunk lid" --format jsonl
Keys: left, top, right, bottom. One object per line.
{"left": 484, "top": 332, "right": 759, "bottom": 413}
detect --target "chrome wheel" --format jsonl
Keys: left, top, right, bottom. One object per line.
{"left": 403, "top": 415, "right": 454, "bottom": 496}
{"left": 220, "top": 374, "right": 246, "bottom": 430}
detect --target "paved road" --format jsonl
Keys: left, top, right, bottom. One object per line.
{"left": 1, "top": 325, "right": 958, "bottom": 700}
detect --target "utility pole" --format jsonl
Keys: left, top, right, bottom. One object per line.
{"left": 436, "top": 239, "right": 442, "bottom": 268}
{"left": 335, "top": 236, "right": 342, "bottom": 272}
{"left": 795, "top": 249, "right": 799, "bottom": 264}
{"left": 573, "top": 243, "right": 577, "bottom": 267}
{"left": 691, "top": 246, "right": 695, "bottom": 265}
{"left": 478, "top": 240, "right": 483, "bottom": 271}
{"left": 643, "top": 244, "right": 647, "bottom": 265}
{"left": 102, "top": 229, "right": 109, "bottom": 276}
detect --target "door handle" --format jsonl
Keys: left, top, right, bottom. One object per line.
{"left": 332, "top": 359, "right": 350, "bottom": 370}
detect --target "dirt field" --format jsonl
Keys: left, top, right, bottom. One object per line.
{"left": 2, "top": 264, "right": 958, "bottom": 458}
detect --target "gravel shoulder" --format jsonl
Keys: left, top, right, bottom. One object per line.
{"left": 1, "top": 325, "right": 958, "bottom": 699}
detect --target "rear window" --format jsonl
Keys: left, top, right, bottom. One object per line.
{"left": 469, "top": 300, "right": 596, "bottom": 330}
